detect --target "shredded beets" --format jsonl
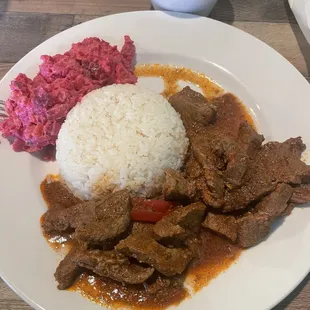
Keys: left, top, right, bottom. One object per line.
{"left": 0, "top": 36, "right": 137, "bottom": 157}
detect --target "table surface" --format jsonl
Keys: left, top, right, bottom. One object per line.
{"left": 0, "top": 0, "right": 309, "bottom": 309}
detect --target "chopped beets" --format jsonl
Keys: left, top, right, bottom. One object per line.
{"left": 12, "top": 138, "right": 26, "bottom": 152}
{"left": 0, "top": 36, "right": 137, "bottom": 157}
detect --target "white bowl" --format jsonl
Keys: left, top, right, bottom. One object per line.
{"left": 151, "top": 0, "right": 218, "bottom": 16}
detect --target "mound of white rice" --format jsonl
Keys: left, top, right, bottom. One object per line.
{"left": 56, "top": 84, "right": 188, "bottom": 200}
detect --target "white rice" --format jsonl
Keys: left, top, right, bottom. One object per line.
{"left": 56, "top": 84, "right": 189, "bottom": 200}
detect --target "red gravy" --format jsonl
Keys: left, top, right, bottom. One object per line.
{"left": 40, "top": 66, "right": 253, "bottom": 309}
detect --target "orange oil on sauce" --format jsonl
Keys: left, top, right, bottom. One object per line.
{"left": 135, "top": 64, "right": 223, "bottom": 99}
{"left": 135, "top": 64, "right": 255, "bottom": 129}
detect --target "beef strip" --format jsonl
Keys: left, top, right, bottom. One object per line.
{"left": 42, "top": 200, "right": 98, "bottom": 234}
{"left": 223, "top": 137, "right": 308, "bottom": 212}
{"left": 192, "top": 133, "right": 249, "bottom": 188}
{"left": 144, "top": 275, "right": 185, "bottom": 303}
{"left": 74, "top": 190, "right": 131, "bottom": 244}
{"left": 202, "top": 213, "right": 238, "bottom": 243}
{"left": 203, "top": 212, "right": 271, "bottom": 248}
{"left": 290, "top": 184, "right": 310, "bottom": 204}
{"left": 281, "top": 203, "right": 296, "bottom": 216}
{"left": 131, "top": 222, "right": 155, "bottom": 237}
{"left": 210, "top": 93, "right": 246, "bottom": 139}
{"left": 74, "top": 249, "right": 154, "bottom": 284}
{"left": 189, "top": 136, "right": 226, "bottom": 207}
{"left": 254, "top": 183, "right": 293, "bottom": 219}
{"left": 237, "top": 214, "right": 271, "bottom": 248}
{"left": 192, "top": 136, "right": 225, "bottom": 202}
{"left": 169, "top": 86, "right": 216, "bottom": 129}
{"left": 42, "top": 180, "right": 82, "bottom": 209}
{"left": 190, "top": 133, "right": 249, "bottom": 206}
{"left": 171, "top": 89, "right": 254, "bottom": 208}
{"left": 42, "top": 190, "right": 132, "bottom": 244}
{"left": 203, "top": 184, "right": 293, "bottom": 247}
{"left": 153, "top": 202, "right": 206, "bottom": 242}
{"left": 173, "top": 89, "right": 309, "bottom": 213}
{"left": 213, "top": 136, "right": 249, "bottom": 189}
{"left": 144, "top": 277, "right": 172, "bottom": 295}
{"left": 184, "top": 235, "right": 203, "bottom": 258}
{"left": 237, "top": 183, "right": 293, "bottom": 247}
{"left": 116, "top": 234, "right": 193, "bottom": 276}
{"left": 237, "top": 121, "right": 264, "bottom": 158}
{"left": 184, "top": 151, "right": 202, "bottom": 180}
{"left": 54, "top": 247, "right": 83, "bottom": 290}
{"left": 163, "top": 168, "right": 196, "bottom": 201}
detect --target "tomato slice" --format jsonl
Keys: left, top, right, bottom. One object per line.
{"left": 142, "top": 200, "right": 173, "bottom": 213}
{"left": 131, "top": 198, "right": 180, "bottom": 222}
{"left": 131, "top": 210, "right": 165, "bottom": 223}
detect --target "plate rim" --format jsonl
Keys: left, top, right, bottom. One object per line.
{"left": 1, "top": 11, "right": 309, "bottom": 89}
{"left": 0, "top": 10, "right": 309, "bottom": 310}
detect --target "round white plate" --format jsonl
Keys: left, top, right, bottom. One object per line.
{"left": 0, "top": 11, "right": 309, "bottom": 310}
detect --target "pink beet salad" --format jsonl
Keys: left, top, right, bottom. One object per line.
{"left": 0, "top": 36, "right": 137, "bottom": 156}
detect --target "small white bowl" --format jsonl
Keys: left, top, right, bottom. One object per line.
{"left": 151, "top": 0, "right": 218, "bottom": 16}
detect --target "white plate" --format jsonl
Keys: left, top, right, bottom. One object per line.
{"left": 0, "top": 11, "right": 309, "bottom": 310}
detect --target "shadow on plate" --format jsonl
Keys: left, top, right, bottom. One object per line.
{"left": 283, "top": 0, "right": 310, "bottom": 80}
{"left": 3, "top": 135, "right": 55, "bottom": 161}
{"left": 30, "top": 145, "right": 56, "bottom": 161}
{"left": 270, "top": 202, "right": 310, "bottom": 237}
{"left": 269, "top": 216, "right": 286, "bottom": 235}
